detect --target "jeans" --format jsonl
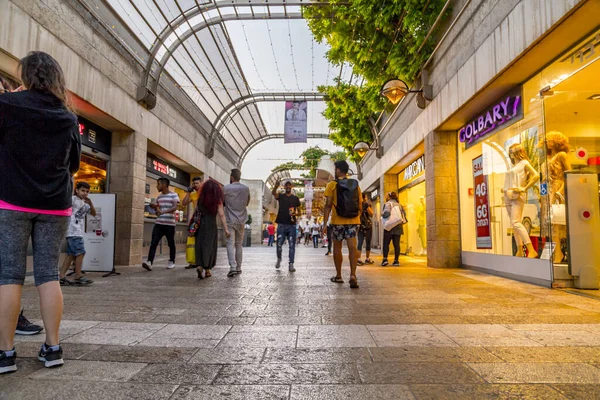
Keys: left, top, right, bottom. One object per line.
{"left": 383, "top": 230, "right": 401, "bottom": 262}
{"left": 268, "top": 234, "right": 275, "bottom": 246}
{"left": 148, "top": 224, "right": 176, "bottom": 263}
{"left": 506, "top": 197, "right": 531, "bottom": 246}
{"left": 276, "top": 224, "right": 297, "bottom": 263}
{"left": 227, "top": 223, "right": 245, "bottom": 271}
{"left": 312, "top": 235, "right": 319, "bottom": 248}
{"left": 358, "top": 229, "right": 372, "bottom": 252}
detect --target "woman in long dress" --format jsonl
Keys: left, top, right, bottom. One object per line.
{"left": 195, "top": 179, "right": 230, "bottom": 279}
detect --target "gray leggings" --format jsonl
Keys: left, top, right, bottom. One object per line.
{"left": 0, "top": 209, "right": 69, "bottom": 286}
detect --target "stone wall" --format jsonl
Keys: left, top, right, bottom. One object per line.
{"left": 241, "top": 179, "right": 265, "bottom": 245}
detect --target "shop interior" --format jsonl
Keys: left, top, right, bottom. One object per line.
{"left": 74, "top": 154, "right": 108, "bottom": 193}
{"left": 398, "top": 181, "right": 427, "bottom": 257}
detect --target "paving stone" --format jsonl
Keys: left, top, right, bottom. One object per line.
{"left": 149, "top": 315, "right": 222, "bottom": 324}
{"left": 409, "top": 384, "right": 568, "bottom": 399}
{"left": 94, "top": 322, "right": 166, "bottom": 331}
{"left": 290, "top": 384, "right": 415, "bottom": 399}
{"left": 151, "top": 324, "right": 230, "bottom": 340}
{"left": 436, "top": 324, "right": 526, "bottom": 338}
{"left": 229, "top": 325, "right": 298, "bottom": 333}
{"left": 298, "top": 325, "right": 376, "bottom": 348}
{"left": 136, "top": 337, "right": 219, "bottom": 348}
{"left": 13, "top": 320, "right": 100, "bottom": 342}
{"left": 254, "top": 316, "right": 322, "bottom": 325}
{"left": 552, "top": 384, "right": 600, "bottom": 399}
{"left": 264, "top": 348, "right": 372, "bottom": 363}
{"left": 14, "top": 342, "right": 101, "bottom": 360}
{"left": 520, "top": 331, "right": 600, "bottom": 346}
{"left": 357, "top": 362, "right": 485, "bottom": 384}
{"left": 369, "top": 329, "right": 458, "bottom": 347}
{"left": 218, "top": 331, "right": 298, "bottom": 348}
{"left": 170, "top": 385, "right": 289, "bottom": 400}
{"left": 468, "top": 363, "right": 600, "bottom": 383}
{"left": 369, "top": 347, "right": 502, "bottom": 363}
{"left": 129, "top": 363, "right": 220, "bottom": 384}
{"left": 62, "top": 327, "right": 155, "bottom": 345}
{"left": 216, "top": 316, "right": 257, "bottom": 325}
{"left": 79, "top": 345, "right": 197, "bottom": 363}
{"left": 28, "top": 360, "right": 147, "bottom": 382}
{"left": 0, "top": 381, "right": 177, "bottom": 400}
{"left": 213, "top": 363, "right": 361, "bottom": 384}
{"left": 488, "top": 347, "right": 600, "bottom": 363}
{"left": 451, "top": 337, "right": 543, "bottom": 347}
{"left": 188, "top": 347, "right": 265, "bottom": 364}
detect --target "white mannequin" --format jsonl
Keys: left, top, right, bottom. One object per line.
{"left": 501, "top": 143, "right": 539, "bottom": 258}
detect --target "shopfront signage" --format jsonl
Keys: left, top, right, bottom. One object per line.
{"left": 371, "top": 189, "right": 379, "bottom": 200}
{"left": 402, "top": 156, "right": 425, "bottom": 181}
{"left": 146, "top": 154, "right": 191, "bottom": 187}
{"left": 567, "top": 32, "right": 600, "bottom": 65}
{"left": 459, "top": 89, "right": 523, "bottom": 147}
{"left": 78, "top": 116, "right": 112, "bottom": 155}
{"left": 472, "top": 155, "right": 492, "bottom": 249}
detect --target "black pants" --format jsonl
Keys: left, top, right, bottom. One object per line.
{"left": 327, "top": 225, "right": 333, "bottom": 252}
{"left": 383, "top": 230, "right": 401, "bottom": 262}
{"left": 148, "top": 224, "right": 176, "bottom": 263}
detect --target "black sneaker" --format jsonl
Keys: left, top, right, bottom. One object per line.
{"left": 275, "top": 259, "right": 281, "bottom": 269}
{"left": 0, "top": 349, "right": 17, "bottom": 374}
{"left": 392, "top": 261, "right": 400, "bottom": 266}
{"left": 38, "top": 344, "right": 64, "bottom": 368}
{"left": 381, "top": 260, "right": 389, "bottom": 266}
{"left": 16, "top": 310, "right": 43, "bottom": 335}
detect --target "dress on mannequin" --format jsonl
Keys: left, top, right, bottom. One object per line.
{"left": 417, "top": 197, "right": 426, "bottom": 255}
{"left": 502, "top": 144, "right": 539, "bottom": 258}
{"left": 539, "top": 131, "right": 571, "bottom": 263}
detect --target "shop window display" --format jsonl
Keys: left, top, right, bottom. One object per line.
{"left": 75, "top": 154, "right": 107, "bottom": 193}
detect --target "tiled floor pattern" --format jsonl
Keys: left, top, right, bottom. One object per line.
{"left": 2, "top": 246, "right": 600, "bottom": 399}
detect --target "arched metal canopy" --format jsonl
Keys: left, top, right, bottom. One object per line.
{"left": 238, "top": 133, "right": 330, "bottom": 168}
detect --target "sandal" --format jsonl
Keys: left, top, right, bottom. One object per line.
{"left": 349, "top": 276, "right": 359, "bottom": 289}
{"left": 330, "top": 276, "right": 344, "bottom": 283}
{"left": 196, "top": 267, "right": 204, "bottom": 279}
{"left": 204, "top": 270, "right": 212, "bottom": 278}
{"left": 357, "top": 260, "right": 364, "bottom": 266}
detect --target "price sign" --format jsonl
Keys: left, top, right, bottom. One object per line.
{"left": 472, "top": 155, "right": 492, "bottom": 249}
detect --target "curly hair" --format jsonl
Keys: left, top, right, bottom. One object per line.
{"left": 539, "top": 131, "right": 570, "bottom": 153}
{"left": 198, "top": 179, "right": 223, "bottom": 215}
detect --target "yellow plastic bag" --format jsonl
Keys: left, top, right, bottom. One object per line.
{"left": 186, "top": 236, "right": 196, "bottom": 265}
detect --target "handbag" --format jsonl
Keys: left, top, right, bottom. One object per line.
{"left": 188, "top": 207, "right": 202, "bottom": 237}
{"left": 383, "top": 203, "right": 407, "bottom": 231}
{"left": 551, "top": 193, "right": 566, "bottom": 225}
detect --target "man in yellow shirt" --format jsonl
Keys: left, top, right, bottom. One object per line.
{"left": 323, "top": 160, "right": 362, "bottom": 289}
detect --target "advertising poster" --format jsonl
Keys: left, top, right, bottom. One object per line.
{"left": 82, "top": 193, "right": 116, "bottom": 272}
{"left": 284, "top": 101, "right": 308, "bottom": 143}
{"left": 472, "top": 156, "right": 492, "bottom": 249}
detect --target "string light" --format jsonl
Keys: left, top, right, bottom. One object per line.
{"left": 241, "top": 21, "right": 271, "bottom": 90}
{"left": 265, "top": 19, "right": 289, "bottom": 91}
{"left": 287, "top": 19, "right": 302, "bottom": 91}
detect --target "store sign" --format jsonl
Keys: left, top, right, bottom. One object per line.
{"left": 78, "top": 116, "right": 112, "bottom": 155}
{"left": 371, "top": 189, "right": 379, "bottom": 200}
{"left": 402, "top": 156, "right": 425, "bottom": 181}
{"left": 472, "top": 156, "right": 492, "bottom": 249}
{"left": 146, "top": 154, "right": 191, "bottom": 187}
{"left": 459, "top": 89, "right": 523, "bottom": 147}
{"left": 82, "top": 194, "right": 116, "bottom": 272}
{"left": 567, "top": 32, "right": 600, "bottom": 65}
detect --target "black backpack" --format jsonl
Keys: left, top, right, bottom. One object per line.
{"left": 335, "top": 179, "right": 360, "bottom": 219}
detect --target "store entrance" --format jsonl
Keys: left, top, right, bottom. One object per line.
{"left": 398, "top": 180, "right": 427, "bottom": 257}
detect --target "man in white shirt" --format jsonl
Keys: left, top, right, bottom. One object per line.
{"left": 223, "top": 169, "right": 250, "bottom": 277}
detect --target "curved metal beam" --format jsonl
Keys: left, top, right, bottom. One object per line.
{"left": 206, "top": 92, "right": 325, "bottom": 159}
{"left": 137, "top": 1, "right": 339, "bottom": 107}
{"left": 238, "top": 133, "right": 331, "bottom": 168}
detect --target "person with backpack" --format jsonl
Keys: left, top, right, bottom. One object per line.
{"left": 357, "top": 193, "right": 375, "bottom": 265}
{"left": 381, "top": 192, "right": 406, "bottom": 266}
{"left": 323, "top": 161, "right": 362, "bottom": 289}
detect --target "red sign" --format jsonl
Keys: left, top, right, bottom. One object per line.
{"left": 472, "top": 155, "right": 492, "bottom": 249}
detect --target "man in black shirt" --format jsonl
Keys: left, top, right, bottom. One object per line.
{"left": 272, "top": 180, "right": 301, "bottom": 272}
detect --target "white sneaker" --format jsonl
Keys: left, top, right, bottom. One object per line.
{"left": 167, "top": 262, "right": 175, "bottom": 269}
{"left": 142, "top": 261, "right": 152, "bottom": 271}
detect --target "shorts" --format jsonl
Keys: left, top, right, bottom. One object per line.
{"left": 66, "top": 236, "right": 86, "bottom": 257}
{"left": 331, "top": 224, "right": 359, "bottom": 242}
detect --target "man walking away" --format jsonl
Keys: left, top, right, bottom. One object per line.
{"left": 357, "top": 193, "right": 375, "bottom": 265}
{"left": 267, "top": 223, "right": 275, "bottom": 247}
{"left": 272, "top": 180, "right": 301, "bottom": 272}
{"left": 224, "top": 169, "right": 250, "bottom": 277}
{"left": 142, "top": 178, "right": 180, "bottom": 271}
{"left": 323, "top": 161, "right": 362, "bottom": 289}
{"left": 59, "top": 182, "right": 96, "bottom": 285}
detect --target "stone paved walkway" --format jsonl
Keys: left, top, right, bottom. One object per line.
{"left": 2, "top": 245, "right": 600, "bottom": 399}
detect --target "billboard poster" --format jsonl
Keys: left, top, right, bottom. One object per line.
{"left": 284, "top": 101, "right": 308, "bottom": 143}
{"left": 472, "top": 155, "right": 492, "bottom": 249}
{"left": 82, "top": 194, "right": 117, "bottom": 272}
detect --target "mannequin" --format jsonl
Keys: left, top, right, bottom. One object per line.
{"left": 501, "top": 143, "right": 540, "bottom": 258}
{"left": 538, "top": 131, "right": 571, "bottom": 263}
{"left": 417, "top": 196, "right": 427, "bottom": 255}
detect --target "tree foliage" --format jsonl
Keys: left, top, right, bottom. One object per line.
{"left": 271, "top": 146, "right": 348, "bottom": 179}
{"left": 305, "top": 0, "right": 449, "bottom": 156}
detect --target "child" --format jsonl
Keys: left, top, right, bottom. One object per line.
{"left": 60, "top": 182, "right": 96, "bottom": 285}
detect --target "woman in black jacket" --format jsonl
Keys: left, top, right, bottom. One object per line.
{"left": 0, "top": 52, "right": 81, "bottom": 374}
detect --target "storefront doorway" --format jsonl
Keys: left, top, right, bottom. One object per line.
{"left": 397, "top": 155, "right": 426, "bottom": 257}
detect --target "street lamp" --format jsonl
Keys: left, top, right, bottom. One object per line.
{"left": 380, "top": 78, "right": 433, "bottom": 109}
{"left": 353, "top": 141, "right": 371, "bottom": 159}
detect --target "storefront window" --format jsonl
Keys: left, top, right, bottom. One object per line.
{"left": 538, "top": 29, "right": 600, "bottom": 277}
{"left": 458, "top": 77, "right": 547, "bottom": 258}
{"left": 397, "top": 155, "right": 426, "bottom": 256}
{"left": 144, "top": 175, "right": 188, "bottom": 223}
{"left": 75, "top": 154, "right": 107, "bottom": 193}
